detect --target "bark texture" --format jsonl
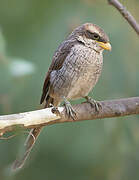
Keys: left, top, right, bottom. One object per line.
{"left": 0, "top": 97, "right": 139, "bottom": 136}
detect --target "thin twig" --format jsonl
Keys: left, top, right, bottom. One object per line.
{"left": 0, "top": 97, "right": 139, "bottom": 136}
{"left": 108, "top": 0, "right": 139, "bottom": 35}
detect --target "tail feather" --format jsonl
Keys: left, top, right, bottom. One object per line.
{"left": 12, "top": 127, "right": 42, "bottom": 170}
{"left": 12, "top": 96, "right": 54, "bottom": 170}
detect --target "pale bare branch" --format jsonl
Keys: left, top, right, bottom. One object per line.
{"left": 0, "top": 97, "right": 139, "bottom": 136}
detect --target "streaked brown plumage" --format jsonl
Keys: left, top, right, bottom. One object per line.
{"left": 13, "top": 23, "right": 111, "bottom": 170}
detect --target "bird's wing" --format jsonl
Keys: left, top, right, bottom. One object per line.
{"left": 40, "top": 39, "right": 76, "bottom": 104}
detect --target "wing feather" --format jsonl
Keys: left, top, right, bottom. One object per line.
{"left": 40, "top": 39, "right": 77, "bottom": 104}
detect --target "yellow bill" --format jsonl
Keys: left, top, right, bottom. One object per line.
{"left": 97, "top": 41, "right": 112, "bottom": 51}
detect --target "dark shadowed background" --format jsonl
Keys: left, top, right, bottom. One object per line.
{"left": 0, "top": 0, "right": 139, "bottom": 179}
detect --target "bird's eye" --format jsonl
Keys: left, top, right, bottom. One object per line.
{"left": 86, "top": 31, "right": 100, "bottom": 41}
{"left": 92, "top": 33, "right": 100, "bottom": 40}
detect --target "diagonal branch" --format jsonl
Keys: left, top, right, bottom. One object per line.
{"left": 108, "top": 0, "right": 139, "bottom": 35}
{"left": 0, "top": 97, "right": 139, "bottom": 136}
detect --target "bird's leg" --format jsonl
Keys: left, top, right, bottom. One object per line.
{"left": 63, "top": 97, "right": 76, "bottom": 120}
{"left": 84, "top": 96, "right": 102, "bottom": 112}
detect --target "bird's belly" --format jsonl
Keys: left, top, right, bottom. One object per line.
{"left": 67, "top": 68, "right": 100, "bottom": 99}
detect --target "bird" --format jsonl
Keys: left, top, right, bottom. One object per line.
{"left": 13, "top": 23, "right": 111, "bottom": 170}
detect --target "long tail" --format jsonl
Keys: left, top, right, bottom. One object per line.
{"left": 12, "top": 127, "right": 43, "bottom": 170}
{"left": 12, "top": 96, "right": 54, "bottom": 170}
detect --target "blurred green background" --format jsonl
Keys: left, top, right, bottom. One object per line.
{"left": 0, "top": 0, "right": 139, "bottom": 179}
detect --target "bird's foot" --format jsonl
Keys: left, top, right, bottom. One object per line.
{"left": 63, "top": 97, "right": 76, "bottom": 120}
{"left": 84, "top": 96, "right": 101, "bottom": 112}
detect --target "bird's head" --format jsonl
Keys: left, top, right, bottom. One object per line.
{"left": 70, "top": 23, "right": 111, "bottom": 52}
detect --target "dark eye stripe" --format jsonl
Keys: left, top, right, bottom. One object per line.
{"left": 86, "top": 31, "right": 99, "bottom": 40}
{"left": 86, "top": 30, "right": 107, "bottom": 43}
